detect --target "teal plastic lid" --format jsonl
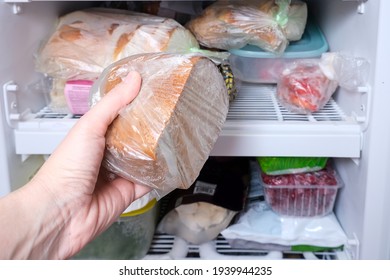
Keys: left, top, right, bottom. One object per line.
{"left": 229, "top": 21, "right": 328, "bottom": 59}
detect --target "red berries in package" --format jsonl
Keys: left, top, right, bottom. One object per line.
{"left": 261, "top": 165, "right": 342, "bottom": 217}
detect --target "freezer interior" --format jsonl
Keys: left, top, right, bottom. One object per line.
{"left": 1, "top": 0, "right": 390, "bottom": 260}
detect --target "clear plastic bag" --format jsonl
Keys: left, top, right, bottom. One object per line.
{"left": 186, "top": 0, "right": 307, "bottom": 54}
{"left": 277, "top": 52, "right": 370, "bottom": 114}
{"left": 89, "top": 53, "right": 229, "bottom": 197}
{"left": 276, "top": 59, "right": 338, "bottom": 113}
{"left": 35, "top": 8, "right": 228, "bottom": 113}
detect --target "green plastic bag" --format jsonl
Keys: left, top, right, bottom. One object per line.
{"left": 257, "top": 157, "right": 328, "bottom": 175}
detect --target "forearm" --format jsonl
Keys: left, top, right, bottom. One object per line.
{"left": 0, "top": 181, "right": 65, "bottom": 259}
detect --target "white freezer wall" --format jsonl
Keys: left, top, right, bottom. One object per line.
{"left": 0, "top": 1, "right": 96, "bottom": 195}
{"left": 0, "top": 0, "right": 389, "bottom": 259}
{"left": 306, "top": 0, "right": 390, "bottom": 259}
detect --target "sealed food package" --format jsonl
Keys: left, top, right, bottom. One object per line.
{"left": 89, "top": 53, "right": 229, "bottom": 195}
{"left": 261, "top": 164, "right": 343, "bottom": 217}
{"left": 186, "top": 0, "right": 307, "bottom": 54}
{"left": 35, "top": 7, "right": 228, "bottom": 113}
{"left": 276, "top": 59, "right": 338, "bottom": 113}
{"left": 157, "top": 157, "right": 249, "bottom": 245}
{"left": 257, "top": 157, "right": 328, "bottom": 175}
{"left": 221, "top": 202, "right": 347, "bottom": 250}
{"left": 277, "top": 52, "right": 370, "bottom": 114}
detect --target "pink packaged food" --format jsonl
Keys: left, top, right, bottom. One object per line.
{"left": 64, "top": 80, "right": 94, "bottom": 115}
{"left": 261, "top": 165, "right": 343, "bottom": 217}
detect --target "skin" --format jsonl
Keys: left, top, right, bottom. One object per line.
{"left": 0, "top": 71, "right": 151, "bottom": 259}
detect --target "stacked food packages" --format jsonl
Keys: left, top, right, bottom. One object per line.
{"left": 257, "top": 157, "right": 343, "bottom": 217}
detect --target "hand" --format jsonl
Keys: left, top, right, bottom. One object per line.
{"left": 0, "top": 71, "right": 151, "bottom": 259}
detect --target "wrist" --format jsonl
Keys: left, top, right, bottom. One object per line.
{"left": 0, "top": 179, "right": 66, "bottom": 259}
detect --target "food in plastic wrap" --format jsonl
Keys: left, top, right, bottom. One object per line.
{"left": 156, "top": 157, "right": 249, "bottom": 244}
{"left": 35, "top": 7, "right": 228, "bottom": 112}
{"left": 276, "top": 59, "right": 338, "bottom": 113}
{"left": 257, "top": 157, "right": 328, "bottom": 175}
{"left": 277, "top": 52, "right": 370, "bottom": 114}
{"left": 221, "top": 201, "right": 347, "bottom": 249}
{"left": 89, "top": 53, "right": 229, "bottom": 196}
{"left": 186, "top": 0, "right": 307, "bottom": 54}
{"left": 261, "top": 164, "right": 343, "bottom": 217}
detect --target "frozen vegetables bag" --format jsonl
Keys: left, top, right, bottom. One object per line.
{"left": 157, "top": 157, "right": 249, "bottom": 245}
{"left": 186, "top": 0, "right": 307, "bottom": 54}
{"left": 276, "top": 52, "right": 370, "bottom": 114}
{"left": 35, "top": 8, "right": 228, "bottom": 112}
{"left": 89, "top": 53, "right": 229, "bottom": 197}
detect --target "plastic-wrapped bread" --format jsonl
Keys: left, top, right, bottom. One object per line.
{"left": 186, "top": 0, "right": 307, "bottom": 54}
{"left": 89, "top": 53, "right": 229, "bottom": 195}
{"left": 36, "top": 8, "right": 201, "bottom": 80}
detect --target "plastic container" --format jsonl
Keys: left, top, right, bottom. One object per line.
{"left": 228, "top": 21, "right": 328, "bottom": 84}
{"left": 72, "top": 198, "right": 158, "bottom": 260}
{"left": 257, "top": 157, "right": 328, "bottom": 175}
{"left": 260, "top": 166, "right": 342, "bottom": 217}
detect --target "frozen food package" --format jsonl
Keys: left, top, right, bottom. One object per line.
{"left": 157, "top": 157, "right": 249, "bottom": 244}
{"left": 261, "top": 164, "right": 343, "bottom": 217}
{"left": 89, "top": 53, "right": 229, "bottom": 196}
{"left": 35, "top": 7, "right": 228, "bottom": 112}
{"left": 186, "top": 0, "right": 307, "bottom": 54}
{"left": 221, "top": 201, "right": 348, "bottom": 249}
{"left": 277, "top": 52, "right": 370, "bottom": 113}
{"left": 257, "top": 157, "right": 328, "bottom": 175}
{"left": 276, "top": 59, "right": 339, "bottom": 113}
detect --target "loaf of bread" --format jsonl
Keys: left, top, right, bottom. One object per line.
{"left": 90, "top": 53, "right": 229, "bottom": 194}
{"left": 36, "top": 8, "right": 200, "bottom": 80}
{"left": 186, "top": 0, "right": 307, "bottom": 54}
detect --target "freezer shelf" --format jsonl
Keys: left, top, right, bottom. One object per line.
{"left": 144, "top": 233, "right": 349, "bottom": 260}
{"left": 13, "top": 84, "right": 361, "bottom": 157}
{"left": 211, "top": 84, "right": 361, "bottom": 158}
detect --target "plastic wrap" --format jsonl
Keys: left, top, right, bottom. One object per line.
{"left": 277, "top": 52, "right": 370, "bottom": 114}
{"left": 35, "top": 7, "right": 228, "bottom": 112}
{"left": 276, "top": 59, "right": 339, "bottom": 113}
{"left": 221, "top": 201, "right": 347, "bottom": 249}
{"left": 186, "top": 0, "right": 307, "bottom": 54}
{"left": 89, "top": 53, "right": 229, "bottom": 197}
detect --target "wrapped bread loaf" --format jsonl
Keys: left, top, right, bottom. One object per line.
{"left": 36, "top": 8, "right": 200, "bottom": 80}
{"left": 90, "top": 53, "right": 229, "bottom": 195}
{"left": 186, "top": 0, "right": 307, "bottom": 54}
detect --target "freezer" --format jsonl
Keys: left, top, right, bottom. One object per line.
{"left": 1, "top": 0, "right": 390, "bottom": 260}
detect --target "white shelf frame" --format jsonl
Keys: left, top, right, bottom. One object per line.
{"left": 11, "top": 84, "right": 362, "bottom": 157}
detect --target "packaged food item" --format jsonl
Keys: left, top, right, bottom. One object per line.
{"left": 221, "top": 201, "right": 347, "bottom": 249}
{"left": 228, "top": 20, "right": 328, "bottom": 84}
{"left": 276, "top": 52, "right": 370, "bottom": 113}
{"left": 187, "top": 0, "right": 307, "bottom": 54}
{"left": 89, "top": 53, "right": 229, "bottom": 196}
{"left": 64, "top": 80, "right": 95, "bottom": 115}
{"left": 276, "top": 59, "right": 339, "bottom": 113}
{"left": 35, "top": 7, "right": 228, "bottom": 113}
{"left": 156, "top": 157, "right": 249, "bottom": 245}
{"left": 72, "top": 197, "right": 158, "bottom": 260}
{"left": 257, "top": 157, "right": 328, "bottom": 175}
{"left": 261, "top": 164, "right": 343, "bottom": 217}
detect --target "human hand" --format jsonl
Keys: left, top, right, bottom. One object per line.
{"left": 0, "top": 71, "right": 151, "bottom": 259}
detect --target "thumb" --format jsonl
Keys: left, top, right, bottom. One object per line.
{"left": 82, "top": 71, "right": 142, "bottom": 136}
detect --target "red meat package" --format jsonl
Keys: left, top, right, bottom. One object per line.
{"left": 276, "top": 59, "right": 338, "bottom": 114}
